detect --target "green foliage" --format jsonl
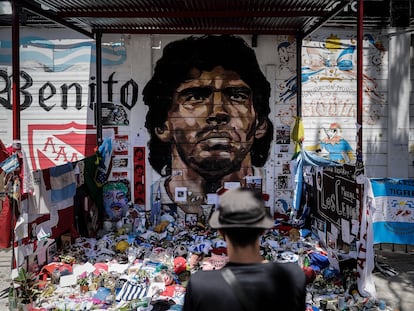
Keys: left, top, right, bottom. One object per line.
{"left": 12, "top": 267, "right": 40, "bottom": 304}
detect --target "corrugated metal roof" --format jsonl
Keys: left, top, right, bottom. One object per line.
{"left": 2, "top": 0, "right": 412, "bottom": 38}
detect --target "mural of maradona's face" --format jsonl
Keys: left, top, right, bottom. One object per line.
{"left": 158, "top": 66, "right": 263, "bottom": 178}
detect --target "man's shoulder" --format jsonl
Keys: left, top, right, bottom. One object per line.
{"left": 267, "top": 262, "right": 306, "bottom": 284}
{"left": 191, "top": 269, "right": 223, "bottom": 280}
{"left": 268, "top": 261, "right": 302, "bottom": 271}
{"left": 188, "top": 269, "right": 228, "bottom": 292}
{"left": 190, "top": 262, "right": 304, "bottom": 283}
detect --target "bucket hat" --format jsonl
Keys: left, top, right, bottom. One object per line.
{"left": 209, "top": 188, "right": 274, "bottom": 229}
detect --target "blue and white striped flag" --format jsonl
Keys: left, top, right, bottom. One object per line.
{"left": 116, "top": 281, "right": 148, "bottom": 302}
{"left": 0, "top": 154, "right": 19, "bottom": 174}
{"left": 48, "top": 162, "right": 76, "bottom": 203}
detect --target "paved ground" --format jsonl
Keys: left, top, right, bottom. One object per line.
{"left": 372, "top": 244, "right": 414, "bottom": 311}
{"left": 0, "top": 248, "right": 12, "bottom": 309}
{"left": 0, "top": 245, "right": 413, "bottom": 310}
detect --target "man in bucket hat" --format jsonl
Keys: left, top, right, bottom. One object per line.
{"left": 183, "top": 188, "right": 306, "bottom": 311}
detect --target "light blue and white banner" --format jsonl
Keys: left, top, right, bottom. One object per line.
{"left": 370, "top": 178, "right": 414, "bottom": 245}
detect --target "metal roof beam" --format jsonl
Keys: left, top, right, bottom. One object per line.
{"left": 57, "top": 10, "right": 327, "bottom": 19}
{"left": 303, "top": 0, "right": 352, "bottom": 37}
{"left": 17, "top": 0, "right": 94, "bottom": 39}
{"left": 95, "top": 28, "right": 297, "bottom": 35}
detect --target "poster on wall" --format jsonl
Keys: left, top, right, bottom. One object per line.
{"left": 133, "top": 147, "right": 146, "bottom": 205}
{"left": 313, "top": 164, "right": 360, "bottom": 255}
{"left": 113, "top": 135, "right": 129, "bottom": 156}
{"left": 370, "top": 178, "right": 414, "bottom": 245}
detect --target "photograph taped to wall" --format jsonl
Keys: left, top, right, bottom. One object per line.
{"left": 110, "top": 171, "right": 129, "bottom": 180}
{"left": 133, "top": 146, "right": 146, "bottom": 205}
{"left": 60, "top": 233, "right": 71, "bottom": 249}
{"left": 276, "top": 125, "right": 290, "bottom": 144}
{"left": 279, "top": 144, "right": 290, "bottom": 153}
{"left": 275, "top": 152, "right": 290, "bottom": 164}
{"left": 201, "top": 204, "right": 214, "bottom": 223}
{"left": 101, "top": 103, "right": 130, "bottom": 126}
{"left": 133, "top": 146, "right": 145, "bottom": 161}
{"left": 282, "top": 163, "right": 291, "bottom": 174}
{"left": 175, "top": 187, "right": 187, "bottom": 202}
{"left": 185, "top": 213, "right": 198, "bottom": 228}
{"left": 113, "top": 157, "right": 129, "bottom": 168}
{"left": 113, "top": 135, "right": 129, "bottom": 155}
{"left": 134, "top": 164, "right": 144, "bottom": 179}
{"left": 277, "top": 175, "right": 289, "bottom": 190}
{"left": 244, "top": 176, "right": 262, "bottom": 193}
{"left": 275, "top": 144, "right": 291, "bottom": 154}
{"left": 46, "top": 241, "right": 57, "bottom": 264}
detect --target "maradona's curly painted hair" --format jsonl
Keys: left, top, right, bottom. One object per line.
{"left": 143, "top": 35, "right": 273, "bottom": 176}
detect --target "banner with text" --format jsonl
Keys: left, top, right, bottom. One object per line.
{"left": 370, "top": 178, "right": 414, "bottom": 245}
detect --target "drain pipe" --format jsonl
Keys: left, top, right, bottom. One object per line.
{"left": 296, "top": 33, "right": 303, "bottom": 118}
{"left": 12, "top": 1, "right": 20, "bottom": 141}
{"left": 356, "top": 0, "right": 363, "bottom": 162}
{"left": 96, "top": 31, "right": 103, "bottom": 146}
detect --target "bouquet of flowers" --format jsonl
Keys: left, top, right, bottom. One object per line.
{"left": 77, "top": 272, "right": 89, "bottom": 286}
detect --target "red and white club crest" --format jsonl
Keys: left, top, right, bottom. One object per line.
{"left": 28, "top": 122, "right": 97, "bottom": 171}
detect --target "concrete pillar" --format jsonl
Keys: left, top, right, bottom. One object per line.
{"left": 387, "top": 31, "right": 410, "bottom": 178}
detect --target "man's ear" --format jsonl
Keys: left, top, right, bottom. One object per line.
{"left": 155, "top": 124, "right": 171, "bottom": 142}
{"left": 255, "top": 119, "right": 268, "bottom": 139}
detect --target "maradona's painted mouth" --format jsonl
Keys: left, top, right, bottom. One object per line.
{"left": 203, "top": 137, "right": 231, "bottom": 147}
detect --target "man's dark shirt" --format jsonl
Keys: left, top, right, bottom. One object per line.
{"left": 183, "top": 261, "right": 306, "bottom": 311}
